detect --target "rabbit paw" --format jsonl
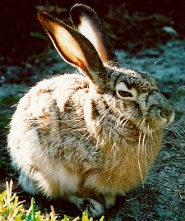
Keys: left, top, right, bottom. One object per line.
{"left": 69, "top": 195, "right": 104, "bottom": 218}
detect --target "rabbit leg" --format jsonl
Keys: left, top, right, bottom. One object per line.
{"left": 19, "top": 171, "right": 39, "bottom": 195}
{"left": 68, "top": 195, "right": 104, "bottom": 217}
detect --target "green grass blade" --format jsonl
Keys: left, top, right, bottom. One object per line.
{"left": 82, "top": 209, "right": 89, "bottom": 221}
{"left": 6, "top": 181, "right": 11, "bottom": 216}
{"left": 0, "top": 190, "right": 7, "bottom": 201}
{"left": 99, "top": 215, "right": 105, "bottom": 221}
{"left": 61, "top": 214, "right": 69, "bottom": 221}
{"left": 31, "top": 197, "right": 36, "bottom": 221}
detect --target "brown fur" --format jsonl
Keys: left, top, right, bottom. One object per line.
{"left": 8, "top": 4, "right": 174, "bottom": 217}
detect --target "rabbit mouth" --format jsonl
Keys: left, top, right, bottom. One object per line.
{"left": 139, "top": 119, "right": 170, "bottom": 135}
{"left": 113, "top": 119, "right": 155, "bottom": 136}
{"left": 114, "top": 116, "right": 169, "bottom": 136}
{"left": 137, "top": 109, "right": 174, "bottom": 135}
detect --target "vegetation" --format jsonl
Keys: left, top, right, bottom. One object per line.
{"left": 0, "top": 181, "right": 104, "bottom": 221}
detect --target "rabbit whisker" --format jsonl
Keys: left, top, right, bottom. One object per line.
{"left": 136, "top": 118, "right": 143, "bottom": 127}
{"left": 175, "top": 124, "right": 185, "bottom": 142}
{"left": 168, "top": 122, "right": 185, "bottom": 145}
{"left": 139, "top": 118, "right": 146, "bottom": 133}
{"left": 79, "top": 132, "right": 89, "bottom": 144}
{"left": 86, "top": 131, "right": 95, "bottom": 142}
{"left": 119, "top": 114, "right": 132, "bottom": 129}
{"left": 153, "top": 57, "right": 164, "bottom": 66}
{"left": 99, "top": 108, "right": 112, "bottom": 124}
{"left": 138, "top": 130, "right": 145, "bottom": 187}
{"left": 170, "top": 84, "right": 185, "bottom": 100}
{"left": 175, "top": 122, "right": 185, "bottom": 136}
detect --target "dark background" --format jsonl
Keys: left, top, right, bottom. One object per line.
{"left": 0, "top": 0, "right": 185, "bottom": 59}
{"left": 0, "top": 1, "right": 185, "bottom": 220}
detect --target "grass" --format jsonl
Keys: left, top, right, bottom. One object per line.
{"left": 0, "top": 181, "right": 105, "bottom": 221}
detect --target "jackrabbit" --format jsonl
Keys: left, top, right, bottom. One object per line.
{"left": 8, "top": 4, "right": 174, "bottom": 217}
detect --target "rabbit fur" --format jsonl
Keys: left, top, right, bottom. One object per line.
{"left": 8, "top": 4, "right": 174, "bottom": 217}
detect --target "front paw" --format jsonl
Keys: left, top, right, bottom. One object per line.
{"left": 69, "top": 196, "right": 104, "bottom": 218}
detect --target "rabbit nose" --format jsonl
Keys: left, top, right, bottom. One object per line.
{"left": 159, "top": 105, "right": 174, "bottom": 123}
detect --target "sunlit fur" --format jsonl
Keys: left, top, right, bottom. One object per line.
{"left": 8, "top": 4, "right": 174, "bottom": 218}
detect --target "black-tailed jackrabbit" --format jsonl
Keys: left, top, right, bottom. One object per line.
{"left": 8, "top": 4, "right": 174, "bottom": 217}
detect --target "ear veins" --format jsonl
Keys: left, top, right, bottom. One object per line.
{"left": 38, "top": 13, "right": 89, "bottom": 70}
{"left": 70, "top": 4, "right": 116, "bottom": 63}
{"left": 77, "top": 17, "right": 113, "bottom": 64}
{"left": 38, "top": 11, "right": 107, "bottom": 93}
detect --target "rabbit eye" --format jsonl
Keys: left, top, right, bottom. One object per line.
{"left": 115, "top": 82, "right": 137, "bottom": 100}
{"left": 117, "top": 90, "right": 133, "bottom": 98}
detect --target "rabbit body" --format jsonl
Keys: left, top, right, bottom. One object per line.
{"left": 8, "top": 4, "right": 174, "bottom": 217}
{"left": 8, "top": 72, "right": 163, "bottom": 212}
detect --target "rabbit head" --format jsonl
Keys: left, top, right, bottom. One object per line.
{"left": 8, "top": 4, "right": 174, "bottom": 218}
{"left": 38, "top": 4, "right": 173, "bottom": 136}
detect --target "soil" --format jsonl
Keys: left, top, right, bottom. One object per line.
{"left": 0, "top": 40, "right": 185, "bottom": 220}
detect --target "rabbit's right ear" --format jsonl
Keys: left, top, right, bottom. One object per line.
{"left": 38, "top": 12, "right": 106, "bottom": 93}
{"left": 70, "top": 4, "right": 117, "bottom": 64}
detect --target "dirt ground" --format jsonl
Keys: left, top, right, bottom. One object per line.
{"left": 0, "top": 40, "right": 185, "bottom": 220}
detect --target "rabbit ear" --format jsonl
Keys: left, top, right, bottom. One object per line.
{"left": 37, "top": 12, "right": 106, "bottom": 93}
{"left": 70, "top": 4, "right": 117, "bottom": 64}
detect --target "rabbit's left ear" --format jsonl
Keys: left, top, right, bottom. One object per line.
{"left": 38, "top": 12, "right": 106, "bottom": 93}
{"left": 70, "top": 4, "right": 117, "bottom": 64}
